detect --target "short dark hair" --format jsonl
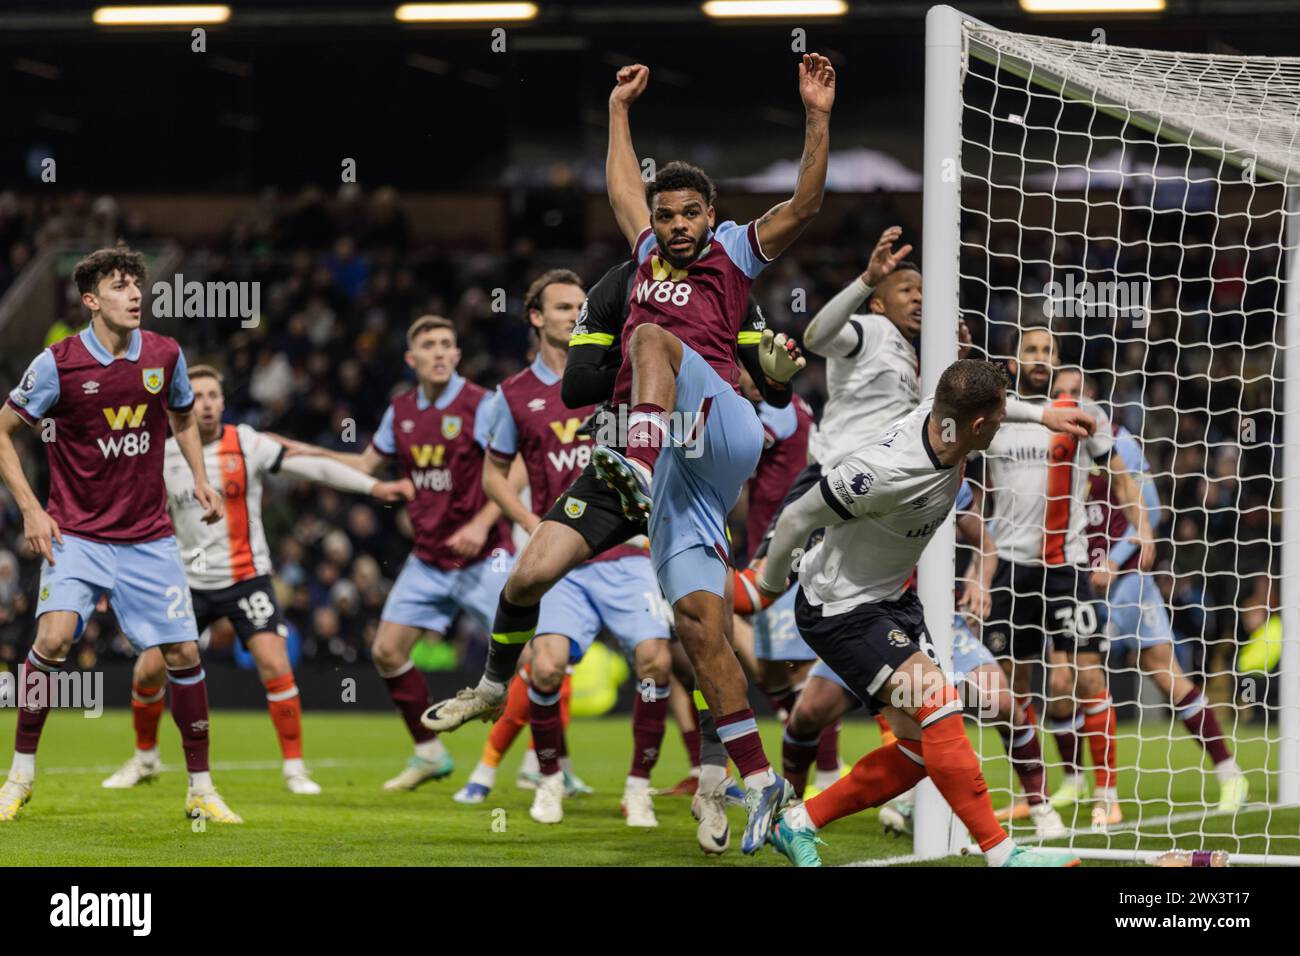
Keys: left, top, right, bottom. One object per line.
{"left": 645, "top": 161, "right": 717, "bottom": 208}
{"left": 73, "top": 246, "right": 147, "bottom": 296}
{"left": 524, "top": 269, "right": 584, "bottom": 317}
{"left": 406, "top": 314, "right": 456, "bottom": 346}
{"left": 934, "top": 359, "right": 1009, "bottom": 424}
{"left": 868, "top": 261, "right": 922, "bottom": 302}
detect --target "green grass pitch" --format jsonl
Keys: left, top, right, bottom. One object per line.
{"left": 1, "top": 710, "right": 1296, "bottom": 866}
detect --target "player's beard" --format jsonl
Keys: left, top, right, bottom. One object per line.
{"left": 1018, "top": 367, "right": 1051, "bottom": 397}
{"left": 658, "top": 232, "right": 702, "bottom": 269}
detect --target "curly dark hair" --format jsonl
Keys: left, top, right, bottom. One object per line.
{"left": 645, "top": 160, "right": 717, "bottom": 207}
{"left": 73, "top": 246, "right": 147, "bottom": 296}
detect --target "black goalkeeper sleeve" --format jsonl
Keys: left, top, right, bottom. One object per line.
{"left": 738, "top": 342, "right": 793, "bottom": 409}
{"left": 562, "top": 342, "right": 619, "bottom": 409}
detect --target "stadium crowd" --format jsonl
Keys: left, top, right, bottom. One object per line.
{"left": 0, "top": 185, "right": 1282, "bottom": 706}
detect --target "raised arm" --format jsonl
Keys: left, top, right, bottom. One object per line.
{"left": 753, "top": 53, "right": 836, "bottom": 260}
{"left": 757, "top": 479, "right": 847, "bottom": 598}
{"left": 607, "top": 64, "right": 652, "bottom": 249}
{"left": 277, "top": 454, "right": 413, "bottom": 503}
{"left": 803, "top": 226, "right": 912, "bottom": 357}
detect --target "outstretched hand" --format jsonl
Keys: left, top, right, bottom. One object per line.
{"left": 862, "top": 226, "right": 914, "bottom": 288}
{"left": 1042, "top": 405, "right": 1096, "bottom": 439}
{"left": 798, "top": 53, "right": 836, "bottom": 114}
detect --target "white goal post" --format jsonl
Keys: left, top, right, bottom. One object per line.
{"left": 917, "top": 4, "right": 1300, "bottom": 864}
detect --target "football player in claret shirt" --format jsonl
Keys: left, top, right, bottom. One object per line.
{"left": 100, "top": 365, "right": 413, "bottom": 796}
{"left": 593, "top": 55, "right": 830, "bottom": 854}
{"left": 0, "top": 246, "right": 240, "bottom": 823}
{"left": 312, "top": 315, "right": 515, "bottom": 791}
{"left": 430, "top": 56, "right": 829, "bottom": 855}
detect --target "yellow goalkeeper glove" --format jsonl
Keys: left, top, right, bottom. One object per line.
{"left": 758, "top": 328, "right": 806, "bottom": 385}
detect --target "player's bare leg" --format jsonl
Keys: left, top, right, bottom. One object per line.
{"left": 774, "top": 652, "right": 1078, "bottom": 868}
{"left": 1138, "top": 642, "right": 1247, "bottom": 810}
{"left": 1067, "top": 650, "right": 1120, "bottom": 829}
{"left": 102, "top": 646, "right": 166, "bottom": 789}
{"left": 244, "top": 631, "right": 319, "bottom": 794}
{"left": 425, "top": 521, "right": 594, "bottom": 731}
{"left": 783, "top": 676, "right": 856, "bottom": 797}
{"left": 374, "top": 620, "right": 453, "bottom": 790}
{"left": 624, "top": 636, "right": 672, "bottom": 826}
{"left": 674, "top": 582, "right": 789, "bottom": 854}
{"left": 656, "top": 649, "right": 705, "bottom": 796}
{"left": 590, "top": 324, "right": 683, "bottom": 519}
{"left": 1, "top": 611, "right": 79, "bottom": 820}
{"left": 1043, "top": 648, "right": 1089, "bottom": 810}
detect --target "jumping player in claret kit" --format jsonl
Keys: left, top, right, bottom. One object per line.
{"left": 427, "top": 55, "right": 830, "bottom": 856}
{"left": 100, "top": 364, "right": 414, "bottom": 796}
{"left": 757, "top": 359, "right": 1082, "bottom": 867}
{"left": 0, "top": 247, "right": 241, "bottom": 823}
{"left": 311, "top": 315, "right": 516, "bottom": 791}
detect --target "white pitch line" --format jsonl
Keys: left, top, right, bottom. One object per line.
{"left": 2, "top": 756, "right": 391, "bottom": 778}
{"left": 845, "top": 802, "right": 1292, "bottom": 867}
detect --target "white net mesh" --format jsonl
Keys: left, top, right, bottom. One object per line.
{"left": 954, "top": 19, "right": 1300, "bottom": 864}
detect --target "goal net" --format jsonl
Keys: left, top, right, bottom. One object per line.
{"left": 918, "top": 5, "right": 1300, "bottom": 865}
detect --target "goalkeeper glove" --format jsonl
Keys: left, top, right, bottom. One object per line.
{"left": 758, "top": 328, "right": 806, "bottom": 386}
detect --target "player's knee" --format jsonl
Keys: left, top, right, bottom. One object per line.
{"left": 34, "top": 611, "right": 79, "bottom": 660}
{"left": 161, "top": 641, "right": 200, "bottom": 670}
{"left": 634, "top": 640, "right": 671, "bottom": 685}
{"left": 786, "top": 701, "right": 822, "bottom": 738}
{"left": 504, "top": 563, "right": 554, "bottom": 607}
{"left": 529, "top": 656, "right": 565, "bottom": 693}
{"left": 370, "top": 635, "right": 405, "bottom": 673}
{"left": 134, "top": 648, "right": 165, "bottom": 686}
{"left": 629, "top": 321, "right": 672, "bottom": 356}
{"left": 1046, "top": 667, "right": 1074, "bottom": 699}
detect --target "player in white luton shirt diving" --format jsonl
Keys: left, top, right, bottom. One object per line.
{"left": 741, "top": 228, "right": 1093, "bottom": 808}
{"left": 101, "top": 365, "right": 413, "bottom": 794}
{"left": 756, "top": 359, "right": 1082, "bottom": 867}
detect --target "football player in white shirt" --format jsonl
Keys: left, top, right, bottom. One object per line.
{"left": 746, "top": 228, "right": 1092, "bottom": 581}
{"left": 102, "top": 365, "right": 413, "bottom": 795}
{"left": 739, "top": 227, "right": 1095, "bottom": 787}
{"left": 974, "top": 325, "right": 1155, "bottom": 830}
{"left": 756, "top": 359, "right": 1079, "bottom": 867}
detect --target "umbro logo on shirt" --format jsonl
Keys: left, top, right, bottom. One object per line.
{"left": 528, "top": 398, "right": 547, "bottom": 412}
{"left": 82, "top": 381, "right": 100, "bottom": 395}
{"left": 400, "top": 420, "right": 415, "bottom": 433}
